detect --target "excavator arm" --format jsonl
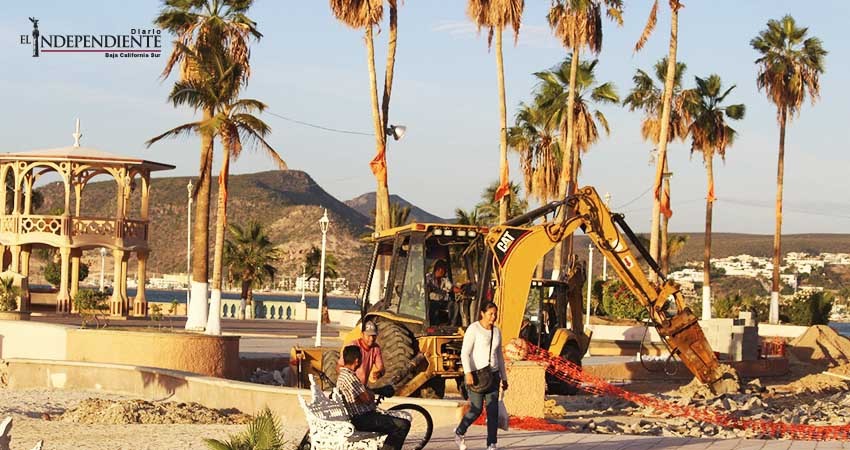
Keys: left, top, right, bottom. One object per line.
{"left": 485, "top": 186, "right": 722, "bottom": 385}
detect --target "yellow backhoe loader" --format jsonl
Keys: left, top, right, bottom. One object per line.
{"left": 292, "top": 186, "right": 723, "bottom": 397}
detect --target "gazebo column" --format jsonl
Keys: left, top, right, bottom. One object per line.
{"left": 110, "top": 249, "right": 128, "bottom": 316}
{"left": 9, "top": 245, "right": 21, "bottom": 273}
{"left": 133, "top": 250, "right": 149, "bottom": 317}
{"left": 56, "top": 246, "right": 71, "bottom": 313}
{"left": 18, "top": 245, "right": 31, "bottom": 312}
{"left": 121, "top": 252, "right": 130, "bottom": 313}
{"left": 70, "top": 248, "right": 82, "bottom": 302}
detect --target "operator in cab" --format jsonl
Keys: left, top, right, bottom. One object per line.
{"left": 426, "top": 259, "right": 460, "bottom": 325}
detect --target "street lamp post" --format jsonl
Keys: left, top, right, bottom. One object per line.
{"left": 586, "top": 244, "right": 593, "bottom": 328}
{"left": 301, "top": 263, "right": 308, "bottom": 320}
{"left": 186, "top": 180, "right": 192, "bottom": 304}
{"left": 315, "top": 209, "right": 330, "bottom": 347}
{"left": 603, "top": 192, "right": 611, "bottom": 281}
{"left": 99, "top": 247, "right": 107, "bottom": 292}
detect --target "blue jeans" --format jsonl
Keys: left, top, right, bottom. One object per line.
{"left": 455, "top": 375, "right": 500, "bottom": 446}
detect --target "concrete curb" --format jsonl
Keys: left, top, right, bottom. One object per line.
{"left": 1, "top": 358, "right": 466, "bottom": 428}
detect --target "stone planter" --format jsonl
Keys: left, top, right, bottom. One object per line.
{"left": 66, "top": 328, "right": 240, "bottom": 379}
{"left": 0, "top": 311, "right": 31, "bottom": 321}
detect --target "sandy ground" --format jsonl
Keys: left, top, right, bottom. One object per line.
{"left": 0, "top": 388, "right": 308, "bottom": 450}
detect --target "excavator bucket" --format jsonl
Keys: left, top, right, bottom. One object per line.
{"left": 656, "top": 308, "right": 721, "bottom": 385}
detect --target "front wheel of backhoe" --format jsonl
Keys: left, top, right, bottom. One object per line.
{"left": 374, "top": 320, "right": 416, "bottom": 387}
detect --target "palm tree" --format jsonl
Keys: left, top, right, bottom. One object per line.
{"left": 683, "top": 74, "right": 745, "bottom": 320}
{"left": 507, "top": 102, "right": 561, "bottom": 204}
{"left": 535, "top": 57, "right": 620, "bottom": 165}
{"left": 477, "top": 180, "right": 527, "bottom": 226}
{"left": 224, "top": 222, "right": 281, "bottom": 319}
{"left": 546, "top": 0, "right": 623, "bottom": 279}
{"left": 623, "top": 57, "right": 690, "bottom": 276}
{"left": 751, "top": 15, "right": 827, "bottom": 324}
{"left": 633, "top": 0, "right": 684, "bottom": 280}
{"left": 664, "top": 234, "right": 688, "bottom": 273}
{"left": 454, "top": 207, "right": 483, "bottom": 226}
{"left": 154, "top": 0, "right": 262, "bottom": 330}
{"left": 330, "top": 0, "right": 401, "bottom": 233}
{"left": 148, "top": 49, "right": 285, "bottom": 328}
{"left": 467, "top": 0, "right": 524, "bottom": 223}
{"left": 388, "top": 202, "right": 411, "bottom": 228}
{"left": 305, "top": 245, "right": 340, "bottom": 281}
{"left": 204, "top": 407, "right": 284, "bottom": 450}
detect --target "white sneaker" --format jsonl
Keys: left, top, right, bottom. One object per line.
{"left": 487, "top": 445, "right": 498, "bottom": 450}
{"left": 454, "top": 433, "right": 467, "bottom": 450}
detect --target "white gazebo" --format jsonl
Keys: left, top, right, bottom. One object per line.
{"left": 0, "top": 120, "right": 174, "bottom": 316}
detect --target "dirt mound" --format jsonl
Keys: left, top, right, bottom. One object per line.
{"left": 789, "top": 325, "right": 850, "bottom": 366}
{"left": 780, "top": 371, "right": 850, "bottom": 395}
{"left": 60, "top": 399, "right": 250, "bottom": 425}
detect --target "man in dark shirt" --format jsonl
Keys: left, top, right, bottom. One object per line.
{"left": 337, "top": 345, "right": 410, "bottom": 450}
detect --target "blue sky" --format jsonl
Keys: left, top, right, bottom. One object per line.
{"left": 1, "top": 1, "right": 849, "bottom": 234}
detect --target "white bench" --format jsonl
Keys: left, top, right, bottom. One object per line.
{"left": 298, "top": 375, "right": 410, "bottom": 450}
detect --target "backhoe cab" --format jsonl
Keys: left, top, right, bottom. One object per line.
{"left": 293, "top": 222, "right": 489, "bottom": 398}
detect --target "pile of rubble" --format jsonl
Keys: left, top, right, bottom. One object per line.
{"left": 60, "top": 399, "right": 250, "bottom": 425}
{"left": 248, "top": 368, "right": 292, "bottom": 386}
{"left": 565, "top": 378, "right": 850, "bottom": 439}
{"left": 550, "top": 325, "right": 850, "bottom": 439}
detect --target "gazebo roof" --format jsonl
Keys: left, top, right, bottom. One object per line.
{"left": 0, "top": 145, "right": 175, "bottom": 172}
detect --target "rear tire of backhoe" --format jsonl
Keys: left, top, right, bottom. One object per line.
{"left": 417, "top": 377, "right": 446, "bottom": 399}
{"left": 547, "top": 342, "right": 583, "bottom": 395}
{"left": 375, "top": 320, "right": 416, "bottom": 388}
{"left": 322, "top": 349, "right": 340, "bottom": 387}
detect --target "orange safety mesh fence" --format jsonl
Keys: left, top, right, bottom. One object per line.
{"left": 515, "top": 342, "right": 850, "bottom": 441}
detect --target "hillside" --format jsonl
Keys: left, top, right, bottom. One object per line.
{"left": 568, "top": 232, "right": 850, "bottom": 278}
{"left": 345, "top": 192, "right": 448, "bottom": 223}
{"left": 36, "top": 170, "right": 372, "bottom": 284}
{"left": 31, "top": 170, "right": 850, "bottom": 290}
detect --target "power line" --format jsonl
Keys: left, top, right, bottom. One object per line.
{"left": 266, "top": 110, "right": 373, "bottom": 137}
{"left": 614, "top": 185, "right": 653, "bottom": 210}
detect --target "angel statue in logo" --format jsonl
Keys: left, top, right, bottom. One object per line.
{"left": 29, "top": 17, "right": 39, "bottom": 57}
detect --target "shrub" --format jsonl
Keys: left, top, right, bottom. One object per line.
{"left": 74, "top": 289, "right": 109, "bottom": 328}
{"left": 782, "top": 291, "right": 833, "bottom": 326}
{"left": 44, "top": 261, "right": 90, "bottom": 287}
{"left": 600, "top": 280, "right": 646, "bottom": 320}
{"left": 0, "top": 277, "right": 20, "bottom": 312}
{"left": 204, "top": 407, "right": 285, "bottom": 450}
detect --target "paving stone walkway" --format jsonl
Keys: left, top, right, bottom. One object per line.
{"left": 426, "top": 426, "right": 850, "bottom": 449}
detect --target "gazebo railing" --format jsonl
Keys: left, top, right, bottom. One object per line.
{"left": 0, "top": 214, "right": 147, "bottom": 241}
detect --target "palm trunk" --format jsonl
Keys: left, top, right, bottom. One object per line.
{"left": 381, "top": 2, "right": 398, "bottom": 130}
{"left": 648, "top": 3, "right": 679, "bottom": 283}
{"left": 769, "top": 107, "right": 787, "bottom": 324}
{"left": 660, "top": 214, "right": 669, "bottom": 275}
{"left": 702, "top": 155, "right": 714, "bottom": 320}
{"left": 552, "top": 47, "right": 581, "bottom": 281}
{"left": 496, "top": 26, "right": 509, "bottom": 224}
{"left": 185, "top": 107, "right": 213, "bottom": 331}
{"left": 365, "top": 26, "right": 390, "bottom": 233}
{"left": 379, "top": 2, "right": 399, "bottom": 232}
{"left": 240, "top": 277, "right": 252, "bottom": 320}
{"left": 207, "top": 149, "right": 230, "bottom": 334}
{"left": 660, "top": 156, "right": 671, "bottom": 275}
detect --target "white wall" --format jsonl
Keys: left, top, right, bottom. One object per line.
{"left": 0, "top": 320, "right": 71, "bottom": 360}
